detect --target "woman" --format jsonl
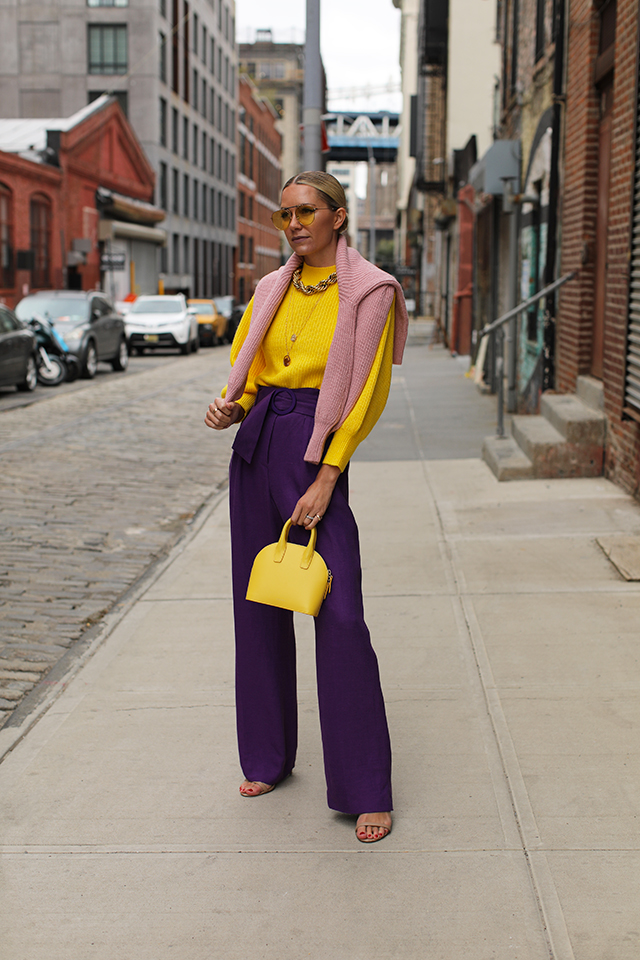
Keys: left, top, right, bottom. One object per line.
{"left": 205, "top": 171, "right": 408, "bottom": 842}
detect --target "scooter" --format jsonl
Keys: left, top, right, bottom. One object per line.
{"left": 28, "top": 316, "right": 80, "bottom": 386}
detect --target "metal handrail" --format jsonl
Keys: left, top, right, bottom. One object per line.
{"left": 477, "top": 270, "right": 577, "bottom": 438}
{"left": 479, "top": 271, "right": 577, "bottom": 339}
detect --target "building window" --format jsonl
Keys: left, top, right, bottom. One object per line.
{"left": 183, "top": 116, "right": 189, "bottom": 159}
{"left": 159, "top": 32, "right": 167, "bottom": 82}
{"left": 193, "top": 123, "right": 198, "bottom": 166}
{"left": 159, "top": 97, "right": 167, "bottom": 146}
{"left": 172, "top": 107, "right": 179, "bottom": 153}
{"left": 0, "top": 184, "right": 14, "bottom": 289}
{"left": 193, "top": 69, "right": 198, "bottom": 110}
{"left": 172, "top": 232, "right": 180, "bottom": 272}
{"left": 88, "top": 24, "right": 128, "bottom": 74}
{"left": 202, "top": 25, "right": 207, "bottom": 63}
{"left": 209, "top": 86, "right": 215, "bottom": 124}
{"left": 172, "top": 168, "right": 179, "bottom": 213}
{"left": 209, "top": 137, "right": 215, "bottom": 174}
{"left": 193, "top": 179, "right": 198, "bottom": 220}
{"left": 239, "top": 234, "right": 245, "bottom": 263}
{"left": 202, "top": 131, "right": 207, "bottom": 170}
{"left": 159, "top": 162, "right": 168, "bottom": 209}
{"left": 30, "top": 194, "right": 51, "bottom": 289}
{"left": 183, "top": 235, "right": 190, "bottom": 274}
{"left": 87, "top": 0, "right": 128, "bottom": 6}
{"left": 183, "top": 173, "right": 189, "bottom": 216}
{"left": 202, "top": 77, "right": 207, "bottom": 117}
{"left": 193, "top": 12, "right": 198, "bottom": 54}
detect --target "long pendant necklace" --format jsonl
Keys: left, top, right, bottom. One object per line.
{"left": 283, "top": 287, "right": 327, "bottom": 367}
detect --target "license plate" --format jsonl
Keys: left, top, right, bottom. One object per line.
{"left": 144, "top": 334, "right": 159, "bottom": 342}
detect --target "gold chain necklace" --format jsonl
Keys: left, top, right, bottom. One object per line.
{"left": 283, "top": 286, "right": 328, "bottom": 367}
{"left": 291, "top": 266, "right": 337, "bottom": 296}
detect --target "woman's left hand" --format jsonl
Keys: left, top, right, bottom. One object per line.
{"left": 291, "top": 464, "right": 341, "bottom": 529}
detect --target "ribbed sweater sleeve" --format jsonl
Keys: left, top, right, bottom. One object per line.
{"left": 221, "top": 298, "right": 262, "bottom": 417}
{"left": 323, "top": 298, "right": 395, "bottom": 471}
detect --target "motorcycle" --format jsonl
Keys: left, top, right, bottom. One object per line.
{"left": 27, "top": 316, "right": 80, "bottom": 386}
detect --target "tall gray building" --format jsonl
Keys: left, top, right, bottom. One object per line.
{"left": 0, "top": 0, "right": 238, "bottom": 296}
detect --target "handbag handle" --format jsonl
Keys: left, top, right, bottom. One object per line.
{"left": 274, "top": 519, "right": 317, "bottom": 570}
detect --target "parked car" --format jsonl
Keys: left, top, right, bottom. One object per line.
{"left": 187, "top": 299, "right": 228, "bottom": 347}
{"left": 15, "top": 290, "right": 128, "bottom": 379}
{"left": 125, "top": 295, "right": 199, "bottom": 355}
{"left": 213, "top": 295, "right": 243, "bottom": 343}
{"left": 0, "top": 304, "right": 37, "bottom": 392}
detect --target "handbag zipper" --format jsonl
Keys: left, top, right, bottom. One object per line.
{"left": 324, "top": 570, "right": 333, "bottom": 599}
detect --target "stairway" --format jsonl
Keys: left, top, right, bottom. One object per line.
{"left": 483, "top": 376, "right": 606, "bottom": 481}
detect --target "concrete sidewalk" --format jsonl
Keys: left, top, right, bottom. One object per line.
{"left": 2, "top": 449, "right": 640, "bottom": 958}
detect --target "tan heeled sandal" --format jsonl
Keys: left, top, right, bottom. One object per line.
{"left": 355, "top": 815, "right": 392, "bottom": 843}
{"left": 239, "top": 780, "right": 275, "bottom": 797}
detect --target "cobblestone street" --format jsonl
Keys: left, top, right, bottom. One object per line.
{"left": 0, "top": 350, "right": 235, "bottom": 727}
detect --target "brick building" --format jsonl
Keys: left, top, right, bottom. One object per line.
{"left": 0, "top": 0, "right": 238, "bottom": 298}
{"left": 236, "top": 74, "right": 282, "bottom": 304}
{"left": 0, "top": 96, "right": 164, "bottom": 308}
{"left": 557, "top": 0, "right": 640, "bottom": 494}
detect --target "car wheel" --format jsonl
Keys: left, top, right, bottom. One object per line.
{"left": 17, "top": 354, "right": 37, "bottom": 392}
{"left": 111, "top": 338, "right": 129, "bottom": 372}
{"left": 180, "top": 340, "right": 190, "bottom": 355}
{"left": 37, "top": 354, "right": 67, "bottom": 387}
{"left": 82, "top": 341, "right": 98, "bottom": 379}
{"left": 191, "top": 335, "right": 199, "bottom": 353}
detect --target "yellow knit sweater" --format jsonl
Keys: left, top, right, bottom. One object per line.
{"left": 224, "top": 262, "right": 395, "bottom": 472}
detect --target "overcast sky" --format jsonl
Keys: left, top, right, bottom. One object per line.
{"left": 235, "top": 0, "right": 402, "bottom": 114}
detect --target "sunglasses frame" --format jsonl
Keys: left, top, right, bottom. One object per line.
{"left": 271, "top": 204, "right": 336, "bottom": 230}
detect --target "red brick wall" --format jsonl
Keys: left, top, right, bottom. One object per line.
{"left": 558, "top": 0, "right": 640, "bottom": 496}
{"left": 236, "top": 76, "right": 282, "bottom": 303}
{"left": 602, "top": 0, "right": 640, "bottom": 494}
{"left": 557, "top": 0, "right": 600, "bottom": 391}
{"left": 0, "top": 154, "right": 63, "bottom": 308}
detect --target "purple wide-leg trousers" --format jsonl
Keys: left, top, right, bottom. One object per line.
{"left": 228, "top": 386, "right": 392, "bottom": 815}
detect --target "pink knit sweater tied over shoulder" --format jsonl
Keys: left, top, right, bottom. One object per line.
{"left": 225, "top": 234, "right": 409, "bottom": 464}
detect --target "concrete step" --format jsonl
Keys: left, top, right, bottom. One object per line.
{"left": 576, "top": 375, "right": 604, "bottom": 412}
{"left": 511, "top": 414, "right": 604, "bottom": 479}
{"left": 540, "top": 392, "right": 606, "bottom": 444}
{"left": 482, "top": 435, "right": 534, "bottom": 481}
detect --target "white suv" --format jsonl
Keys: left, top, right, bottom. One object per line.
{"left": 125, "top": 295, "right": 199, "bottom": 355}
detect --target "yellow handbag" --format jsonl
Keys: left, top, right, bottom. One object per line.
{"left": 246, "top": 519, "right": 333, "bottom": 617}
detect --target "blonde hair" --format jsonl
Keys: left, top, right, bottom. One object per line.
{"left": 282, "top": 171, "right": 349, "bottom": 235}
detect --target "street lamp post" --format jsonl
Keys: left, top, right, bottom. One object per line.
{"left": 303, "top": 0, "right": 322, "bottom": 171}
{"left": 368, "top": 144, "right": 376, "bottom": 264}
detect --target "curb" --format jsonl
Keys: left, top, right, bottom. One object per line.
{"left": 0, "top": 483, "right": 229, "bottom": 765}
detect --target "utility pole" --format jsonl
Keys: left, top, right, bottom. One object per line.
{"left": 368, "top": 144, "right": 376, "bottom": 264}
{"left": 303, "top": 0, "right": 322, "bottom": 171}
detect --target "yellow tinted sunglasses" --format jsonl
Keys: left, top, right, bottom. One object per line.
{"left": 271, "top": 204, "right": 335, "bottom": 230}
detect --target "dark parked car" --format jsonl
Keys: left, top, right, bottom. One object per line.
{"left": 15, "top": 291, "right": 128, "bottom": 379}
{"left": 213, "top": 296, "right": 243, "bottom": 343}
{"left": 0, "top": 305, "right": 37, "bottom": 392}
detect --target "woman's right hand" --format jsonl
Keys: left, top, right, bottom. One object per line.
{"left": 204, "top": 397, "right": 244, "bottom": 430}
